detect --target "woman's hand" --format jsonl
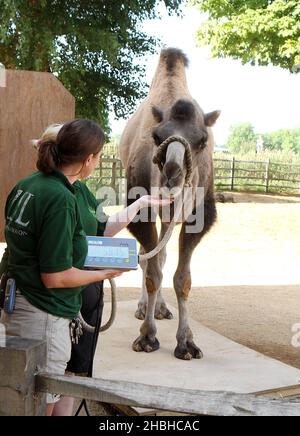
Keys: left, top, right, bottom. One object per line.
{"left": 99, "top": 269, "right": 126, "bottom": 281}
{"left": 103, "top": 195, "right": 174, "bottom": 238}
{"left": 138, "top": 195, "right": 174, "bottom": 209}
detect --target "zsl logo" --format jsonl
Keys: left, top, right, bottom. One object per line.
{"left": 7, "top": 190, "right": 34, "bottom": 228}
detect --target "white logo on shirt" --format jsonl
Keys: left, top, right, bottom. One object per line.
{"left": 7, "top": 190, "right": 34, "bottom": 228}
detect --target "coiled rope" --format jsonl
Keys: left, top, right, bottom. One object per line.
{"left": 153, "top": 135, "right": 193, "bottom": 187}
{"left": 79, "top": 278, "right": 117, "bottom": 333}
{"left": 139, "top": 136, "right": 193, "bottom": 262}
{"left": 80, "top": 135, "right": 193, "bottom": 333}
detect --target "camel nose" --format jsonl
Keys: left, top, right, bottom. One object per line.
{"left": 164, "top": 161, "right": 182, "bottom": 183}
{"left": 166, "top": 180, "right": 173, "bottom": 189}
{"left": 164, "top": 162, "right": 183, "bottom": 189}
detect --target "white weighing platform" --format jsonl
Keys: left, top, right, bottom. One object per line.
{"left": 94, "top": 301, "right": 300, "bottom": 398}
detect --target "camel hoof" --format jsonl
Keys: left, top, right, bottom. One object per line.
{"left": 174, "top": 342, "right": 203, "bottom": 360}
{"left": 135, "top": 307, "right": 146, "bottom": 320}
{"left": 132, "top": 336, "right": 160, "bottom": 353}
{"left": 155, "top": 306, "right": 174, "bottom": 320}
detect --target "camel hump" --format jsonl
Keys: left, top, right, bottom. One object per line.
{"left": 160, "top": 48, "right": 189, "bottom": 73}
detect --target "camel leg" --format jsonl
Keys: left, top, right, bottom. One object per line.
{"left": 135, "top": 246, "right": 148, "bottom": 320}
{"left": 155, "top": 222, "right": 173, "bottom": 320}
{"left": 129, "top": 221, "right": 162, "bottom": 353}
{"left": 136, "top": 223, "right": 173, "bottom": 321}
{"left": 174, "top": 198, "right": 217, "bottom": 360}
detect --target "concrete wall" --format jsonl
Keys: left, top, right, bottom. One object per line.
{"left": 0, "top": 70, "right": 75, "bottom": 241}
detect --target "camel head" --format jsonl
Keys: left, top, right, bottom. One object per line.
{"left": 151, "top": 99, "right": 220, "bottom": 190}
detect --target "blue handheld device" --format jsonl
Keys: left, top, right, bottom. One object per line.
{"left": 4, "top": 278, "right": 16, "bottom": 314}
{"left": 84, "top": 237, "right": 139, "bottom": 270}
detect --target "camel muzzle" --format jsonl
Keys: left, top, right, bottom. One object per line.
{"left": 153, "top": 135, "right": 193, "bottom": 187}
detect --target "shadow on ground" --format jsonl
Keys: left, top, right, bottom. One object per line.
{"left": 218, "top": 191, "right": 300, "bottom": 204}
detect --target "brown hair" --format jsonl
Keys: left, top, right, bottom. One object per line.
{"left": 36, "top": 119, "right": 105, "bottom": 175}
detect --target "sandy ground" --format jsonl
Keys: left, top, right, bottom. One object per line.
{"left": 103, "top": 192, "right": 300, "bottom": 370}
{"left": 1, "top": 192, "right": 300, "bottom": 369}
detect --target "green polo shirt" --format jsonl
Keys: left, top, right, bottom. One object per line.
{"left": 4, "top": 170, "right": 108, "bottom": 319}
{"left": 73, "top": 180, "right": 108, "bottom": 237}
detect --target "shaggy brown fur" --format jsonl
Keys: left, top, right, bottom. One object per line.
{"left": 119, "top": 48, "right": 220, "bottom": 360}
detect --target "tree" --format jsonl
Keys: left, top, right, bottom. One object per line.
{"left": 0, "top": 0, "right": 184, "bottom": 132}
{"left": 193, "top": 0, "right": 300, "bottom": 72}
{"left": 226, "top": 122, "right": 257, "bottom": 153}
{"left": 263, "top": 127, "right": 300, "bottom": 152}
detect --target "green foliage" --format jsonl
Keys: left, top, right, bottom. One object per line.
{"left": 0, "top": 0, "right": 184, "bottom": 132}
{"left": 215, "top": 149, "right": 300, "bottom": 164}
{"left": 102, "top": 136, "right": 121, "bottom": 157}
{"left": 226, "top": 122, "right": 257, "bottom": 153}
{"left": 226, "top": 122, "right": 300, "bottom": 155}
{"left": 263, "top": 127, "right": 300, "bottom": 152}
{"left": 193, "top": 0, "right": 300, "bottom": 72}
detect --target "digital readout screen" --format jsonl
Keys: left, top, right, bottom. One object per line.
{"left": 88, "top": 245, "right": 129, "bottom": 259}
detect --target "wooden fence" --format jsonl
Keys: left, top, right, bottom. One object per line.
{"left": 85, "top": 157, "right": 125, "bottom": 205}
{"left": 1, "top": 338, "right": 300, "bottom": 416}
{"left": 87, "top": 157, "right": 300, "bottom": 204}
{"left": 214, "top": 158, "right": 300, "bottom": 194}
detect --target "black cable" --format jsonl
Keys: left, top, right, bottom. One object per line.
{"left": 83, "top": 399, "right": 90, "bottom": 416}
{"left": 75, "top": 284, "right": 103, "bottom": 417}
{"left": 74, "top": 399, "right": 85, "bottom": 417}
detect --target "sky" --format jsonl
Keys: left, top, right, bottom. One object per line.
{"left": 110, "top": 3, "right": 300, "bottom": 145}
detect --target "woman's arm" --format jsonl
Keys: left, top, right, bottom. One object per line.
{"left": 41, "top": 267, "right": 124, "bottom": 289}
{"left": 104, "top": 195, "right": 173, "bottom": 237}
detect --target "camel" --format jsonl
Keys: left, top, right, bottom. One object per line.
{"left": 119, "top": 48, "right": 220, "bottom": 360}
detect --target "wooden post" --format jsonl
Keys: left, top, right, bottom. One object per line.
{"left": 111, "top": 160, "right": 117, "bottom": 193}
{"left": 231, "top": 157, "right": 235, "bottom": 191}
{"left": 265, "top": 159, "right": 271, "bottom": 193}
{"left": 0, "top": 70, "right": 75, "bottom": 241}
{"left": 99, "top": 157, "right": 103, "bottom": 180}
{"left": 0, "top": 336, "right": 46, "bottom": 416}
{"left": 36, "top": 373, "right": 300, "bottom": 416}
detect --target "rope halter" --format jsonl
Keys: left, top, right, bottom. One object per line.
{"left": 152, "top": 135, "right": 193, "bottom": 187}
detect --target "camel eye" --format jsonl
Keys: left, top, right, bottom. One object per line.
{"left": 199, "top": 139, "right": 208, "bottom": 150}
{"left": 196, "top": 131, "right": 208, "bottom": 150}
{"left": 152, "top": 132, "right": 162, "bottom": 146}
{"left": 194, "top": 138, "right": 206, "bottom": 150}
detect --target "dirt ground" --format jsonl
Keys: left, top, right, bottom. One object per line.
{"left": 103, "top": 191, "right": 300, "bottom": 370}
{"left": 112, "top": 285, "right": 300, "bottom": 370}
{"left": 1, "top": 191, "right": 300, "bottom": 370}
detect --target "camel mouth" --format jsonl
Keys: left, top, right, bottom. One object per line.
{"left": 160, "top": 185, "right": 182, "bottom": 200}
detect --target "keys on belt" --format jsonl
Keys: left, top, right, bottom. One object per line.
{"left": 69, "top": 317, "right": 83, "bottom": 345}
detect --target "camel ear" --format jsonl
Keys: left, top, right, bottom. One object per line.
{"left": 152, "top": 106, "right": 164, "bottom": 123}
{"left": 204, "top": 110, "right": 221, "bottom": 127}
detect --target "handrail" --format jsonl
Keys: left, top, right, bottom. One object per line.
{"left": 36, "top": 373, "right": 300, "bottom": 417}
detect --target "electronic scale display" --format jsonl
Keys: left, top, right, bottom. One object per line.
{"left": 84, "top": 236, "right": 139, "bottom": 270}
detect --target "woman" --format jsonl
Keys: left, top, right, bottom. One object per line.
{"left": 0, "top": 119, "right": 171, "bottom": 416}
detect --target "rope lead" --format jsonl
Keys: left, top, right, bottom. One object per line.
{"left": 153, "top": 135, "right": 193, "bottom": 187}
{"left": 81, "top": 135, "right": 193, "bottom": 332}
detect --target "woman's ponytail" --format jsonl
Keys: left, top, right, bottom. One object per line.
{"left": 36, "top": 139, "right": 60, "bottom": 175}
{"left": 34, "top": 119, "right": 105, "bottom": 175}
{"left": 33, "top": 124, "right": 63, "bottom": 175}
